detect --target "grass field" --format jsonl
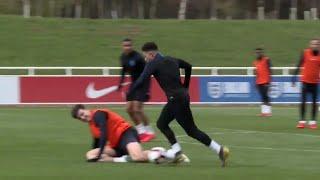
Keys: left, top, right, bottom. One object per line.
{"left": 1, "top": 15, "right": 320, "bottom": 67}
{"left": 1, "top": 106, "right": 320, "bottom": 180}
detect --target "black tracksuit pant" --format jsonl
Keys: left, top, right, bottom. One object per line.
{"left": 256, "top": 83, "right": 270, "bottom": 105}
{"left": 156, "top": 91, "right": 212, "bottom": 146}
{"left": 300, "top": 82, "right": 318, "bottom": 121}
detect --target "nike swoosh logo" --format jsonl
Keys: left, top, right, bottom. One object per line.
{"left": 86, "top": 82, "right": 131, "bottom": 99}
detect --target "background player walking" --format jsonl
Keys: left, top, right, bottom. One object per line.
{"left": 118, "top": 38, "right": 155, "bottom": 142}
{"left": 253, "top": 48, "right": 272, "bottom": 117}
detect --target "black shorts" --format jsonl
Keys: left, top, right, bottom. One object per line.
{"left": 114, "top": 127, "right": 140, "bottom": 157}
{"left": 256, "top": 83, "right": 270, "bottom": 104}
{"left": 301, "top": 82, "right": 318, "bottom": 102}
{"left": 126, "top": 84, "right": 150, "bottom": 102}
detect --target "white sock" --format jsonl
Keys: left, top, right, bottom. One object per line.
{"left": 209, "top": 140, "right": 221, "bottom": 154}
{"left": 164, "top": 143, "right": 182, "bottom": 159}
{"left": 113, "top": 155, "right": 129, "bottom": 163}
{"left": 144, "top": 125, "right": 154, "bottom": 134}
{"left": 266, "top": 105, "right": 272, "bottom": 114}
{"left": 309, "top": 120, "right": 317, "bottom": 125}
{"left": 299, "top": 120, "right": 306, "bottom": 124}
{"left": 172, "top": 143, "right": 182, "bottom": 152}
{"left": 135, "top": 123, "right": 146, "bottom": 134}
{"left": 261, "top": 105, "right": 268, "bottom": 114}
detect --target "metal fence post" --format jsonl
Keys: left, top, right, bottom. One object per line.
{"left": 247, "top": 68, "right": 254, "bottom": 75}
{"left": 28, "top": 68, "right": 35, "bottom": 75}
{"left": 211, "top": 68, "right": 218, "bottom": 75}
{"left": 103, "top": 68, "right": 110, "bottom": 75}
{"left": 65, "top": 68, "right": 72, "bottom": 75}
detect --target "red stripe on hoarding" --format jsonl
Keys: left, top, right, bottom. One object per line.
{"left": 20, "top": 77, "right": 200, "bottom": 103}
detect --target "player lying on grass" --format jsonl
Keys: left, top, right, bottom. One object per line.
{"left": 71, "top": 104, "right": 189, "bottom": 163}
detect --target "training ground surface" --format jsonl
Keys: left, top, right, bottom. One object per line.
{"left": 0, "top": 106, "right": 320, "bottom": 180}
{"left": 1, "top": 15, "right": 320, "bottom": 67}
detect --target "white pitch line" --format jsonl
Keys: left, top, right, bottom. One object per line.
{"left": 175, "top": 128, "right": 320, "bottom": 138}
{"left": 210, "top": 127, "right": 320, "bottom": 138}
{"left": 175, "top": 140, "right": 320, "bottom": 153}
{"left": 176, "top": 131, "right": 253, "bottom": 138}
{"left": 153, "top": 137, "right": 320, "bottom": 153}
{"left": 170, "top": 131, "right": 320, "bottom": 153}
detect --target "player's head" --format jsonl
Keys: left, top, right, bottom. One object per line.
{"left": 309, "top": 38, "right": 320, "bottom": 51}
{"left": 255, "top": 48, "right": 264, "bottom": 59}
{"left": 141, "top": 42, "right": 158, "bottom": 62}
{"left": 122, "top": 38, "right": 133, "bottom": 54}
{"left": 71, "top": 104, "right": 91, "bottom": 122}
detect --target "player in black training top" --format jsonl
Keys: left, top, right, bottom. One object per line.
{"left": 118, "top": 38, "right": 155, "bottom": 142}
{"left": 128, "top": 42, "right": 230, "bottom": 167}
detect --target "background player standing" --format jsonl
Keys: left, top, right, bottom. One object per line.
{"left": 292, "top": 38, "right": 320, "bottom": 129}
{"left": 118, "top": 38, "right": 155, "bottom": 142}
{"left": 253, "top": 48, "right": 272, "bottom": 117}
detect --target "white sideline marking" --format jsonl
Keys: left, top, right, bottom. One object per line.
{"left": 170, "top": 131, "right": 320, "bottom": 153}
{"left": 175, "top": 140, "right": 320, "bottom": 153}
{"left": 176, "top": 131, "right": 253, "bottom": 138}
{"left": 211, "top": 127, "right": 320, "bottom": 138}
{"left": 157, "top": 130, "right": 320, "bottom": 153}
{"left": 175, "top": 128, "right": 320, "bottom": 138}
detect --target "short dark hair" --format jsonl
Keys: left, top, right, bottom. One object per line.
{"left": 141, "top": 42, "right": 158, "bottom": 51}
{"left": 255, "top": 48, "right": 264, "bottom": 51}
{"left": 71, "top": 104, "right": 85, "bottom": 119}
{"left": 122, "top": 38, "right": 132, "bottom": 42}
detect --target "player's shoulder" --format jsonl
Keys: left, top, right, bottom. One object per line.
{"left": 132, "top": 50, "right": 143, "bottom": 58}
{"left": 163, "top": 56, "right": 179, "bottom": 63}
{"left": 120, "top": 53, "right": 126, "bottom": 61}
{"left": 265, "top": 56, "right": 271, "bottom": 61}
{"left": 163, "top": 55, "right": 175, "bottom": 60}
{"left": 303, "top": 48, "right": 311, "bottom": 54}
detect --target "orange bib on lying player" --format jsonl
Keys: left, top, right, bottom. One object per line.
{"left": 254, "top": 56, "right": 271, "bottom": 85}
{"left": 88, "top": 121, "right": 100, "bottom": 139}
{"left": 89, "top": 109, "right": 131, "bottom": 148}
{"left": 301, "top": 48, "right": 320, "bottom": 84}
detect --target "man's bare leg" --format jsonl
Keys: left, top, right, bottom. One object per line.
{"left": 132, "top": 101, "right": 155, "bottom": 142}
{"left": 127, "top": 101, "right": 145, "bottom": 135}
{"left": 86, "top": 144, "right": 152, "bottom": 163}
{"left": 126, "top": 142, "right": 149, "bottom": 162}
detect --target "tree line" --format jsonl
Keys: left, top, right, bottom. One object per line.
{"left": 0, "top": 0, "right": 319, "bottom": 20}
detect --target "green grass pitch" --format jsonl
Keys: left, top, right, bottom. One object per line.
{"left": 1, "top": 106, "right": 320, "bottom": 180}
{"left": 1, "top": 15, "right": 320, "bottom": 67}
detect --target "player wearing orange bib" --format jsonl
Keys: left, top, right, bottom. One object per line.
{"left": 292, "top": 39, "right": 320, "bottom": 129}
{"left": 253, "top": 48, "right": 272, "bottom": 117}
{"left": 71, "top": 104, "right": 161, "bottom": 163}
{"left": 88, "top": 118, "right": 100, "bottom": 149}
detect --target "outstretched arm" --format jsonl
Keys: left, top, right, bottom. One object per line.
{"left": 118, "top": 65, "right": 126, "bottom": 91}
{"left": 128, "top": 61, "right": 155, "bottom": 96}
{"left": 88, "top": 111, "right": 108, "bottom": 162}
